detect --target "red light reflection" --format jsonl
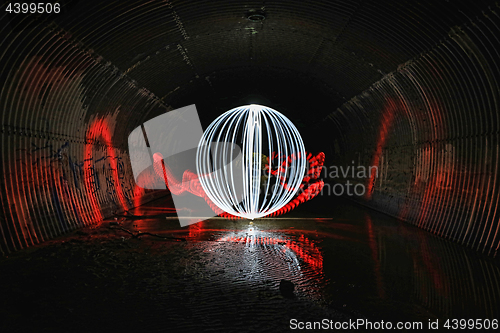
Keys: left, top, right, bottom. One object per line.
{"left": 216, "top": 231, "right": 324, "bottom": 271}
{"left": 365, "top": 214, "right": 385, "bottom": 298}
{"left": 84, "top": 118, "right": 128, "bottom": 221}
{"left": 366, "top": 99, "right": 397, "bottom": 200}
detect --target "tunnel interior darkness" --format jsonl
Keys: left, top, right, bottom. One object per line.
{"left": 1, "top": 0, "right": 500, "bottom": 260}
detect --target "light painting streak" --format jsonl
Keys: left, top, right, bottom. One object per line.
{"left": 196, "top": 105, "right": 307, "bottom": 220}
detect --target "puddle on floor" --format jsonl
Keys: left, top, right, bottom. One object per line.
{"left": 118, "top": 194, "right": 500, "bottom": 321}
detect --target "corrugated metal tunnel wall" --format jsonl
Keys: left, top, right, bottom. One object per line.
{"left": 321, "top": 7, "right": 500, "bottom": 256}
{"left": 0, "top": 14, "right": 170, "bottom": 255}
{"left": 1, "top": 0, "right": 499, "bottom": 256}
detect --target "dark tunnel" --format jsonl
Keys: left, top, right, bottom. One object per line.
{"left": 1, "top": 0, "right": 500, "bottom": 331}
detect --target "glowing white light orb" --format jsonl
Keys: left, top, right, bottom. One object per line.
{"left": 196, "top": 104, "right": 306, "bottom": 219}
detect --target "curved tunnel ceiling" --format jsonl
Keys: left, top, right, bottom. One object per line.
{"left": 1, "top": 0, "right": 499, "bottom": 256}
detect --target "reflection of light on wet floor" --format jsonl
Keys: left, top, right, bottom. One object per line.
{"left": 211, "top": 224, "right": 325, "bottom": 298}
{"left": 125, "top": 196, "right": 500, "bottom": 319}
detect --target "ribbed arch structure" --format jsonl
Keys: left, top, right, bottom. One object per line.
{"left": 1, "top": 0, "right": 500, "bottom": 256}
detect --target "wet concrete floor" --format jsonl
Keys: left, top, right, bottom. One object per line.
{"left": 1, "top": 194, "right": 499, "bottom": 332}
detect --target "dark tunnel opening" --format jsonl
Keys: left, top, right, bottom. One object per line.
{"left": 1, "top": 0, "right": 500, "bottom": 331}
